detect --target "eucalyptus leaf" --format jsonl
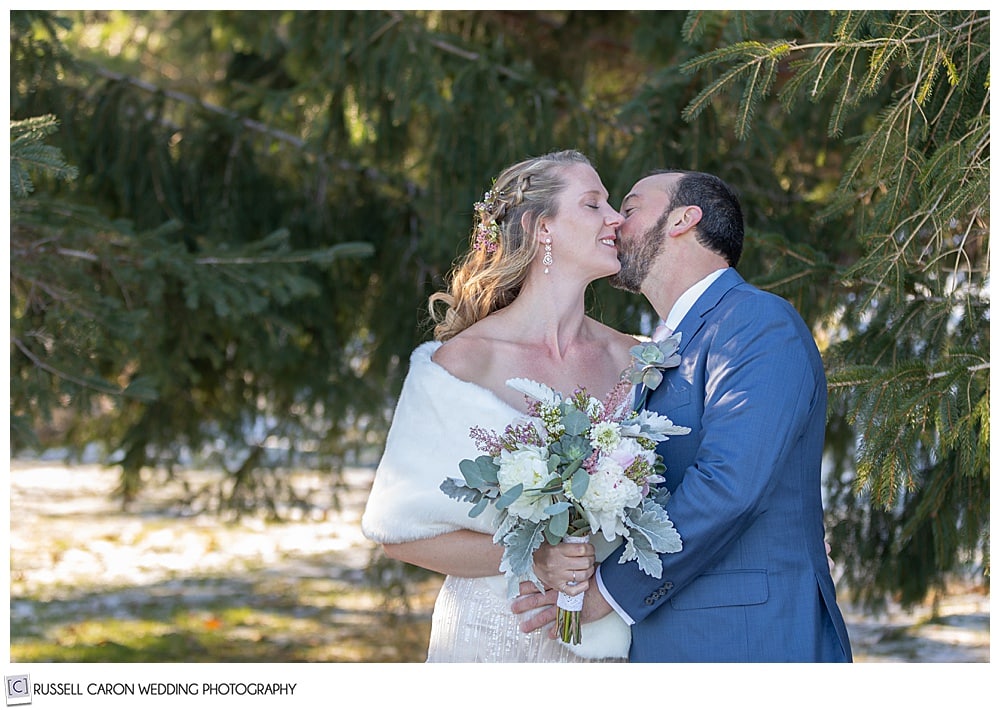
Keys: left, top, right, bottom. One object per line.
{"left": 546, "top": 508, "right": 570, "bottom": 541}
{"left": 494, "top": 482, "right": 524, "bottom": 510}
{"left": 544, "top": 500, "right": 573, "bottom": 515}
{"left": 458, "top": 457, "right": 488, "bottom": 488}
{"left": 561, "top": 409, "right": 592, "bottom": 436}
{"left": 570, "top": 467, "right": 590, "bottom": 499}
{"left": 469, "top": 496, "right": 490, "bottom": 518}
{"left": 561, "top": 456, "right": 585, "bottom": 480}
{"left": 537, "top": 475, "right": 567, "bottom": 494}
{"left": 474, "top": 454, "right": 500, "bottom": 481}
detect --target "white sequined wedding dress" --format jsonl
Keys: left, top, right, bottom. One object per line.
{"left": 361, "top": 341, "right": 631, "bottom": 662}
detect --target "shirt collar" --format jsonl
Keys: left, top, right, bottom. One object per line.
{"left": 662, "top": 267, "right": 728, "bottom": 332}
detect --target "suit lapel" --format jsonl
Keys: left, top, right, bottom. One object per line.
{"left": 636, "top": 269, "right": 745, "bottom": 411}
{"left": 673, "top": 268, "right": 744, "bottom": 356}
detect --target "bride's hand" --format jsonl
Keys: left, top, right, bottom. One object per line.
{"left": 532, "top": 539, "right": 595, "bottom": 595}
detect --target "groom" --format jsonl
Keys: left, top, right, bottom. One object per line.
{"left": 515, "top": 169, "right": 853, "bottom": 662}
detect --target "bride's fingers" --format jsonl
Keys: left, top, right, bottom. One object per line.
{"left": 564, "top": 540, "right": 595, "bottom": 557}
{"left": 565, "top": 566, "right": 592, "bottom": 587}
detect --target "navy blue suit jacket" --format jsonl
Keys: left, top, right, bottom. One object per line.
{"left": 600, "top": 268, "right": 853, "bottom": 662}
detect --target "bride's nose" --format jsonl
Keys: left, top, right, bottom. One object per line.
{"left": 605, "top": 208, "right": 624, "bottom": 227}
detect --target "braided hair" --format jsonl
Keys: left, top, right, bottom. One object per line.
{"left": 429, "top": 150, "right": 592, "bottom": 341}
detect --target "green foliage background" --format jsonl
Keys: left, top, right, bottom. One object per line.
{"left": 9, "top": 10, "right": 989, "bottom": 608}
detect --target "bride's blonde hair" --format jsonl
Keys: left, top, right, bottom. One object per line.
{"left": 429, "top": 149, "right": 592, "bottom": 341}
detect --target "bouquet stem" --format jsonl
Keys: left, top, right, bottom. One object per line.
{"left": 556, "top": 534, "right": 589, "bottom": 645}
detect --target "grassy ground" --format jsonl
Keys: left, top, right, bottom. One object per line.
{"left": 11, "top": 572, "right": 440, "bottom": 662}
{"left": 8, "top": 461, "right": 989, "bottom": 663}
{"left": 9, "top": 461, "right": 440, "bottom": 663}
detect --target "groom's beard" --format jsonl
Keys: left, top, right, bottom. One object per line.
{"left": 609, "top": 212, "right": 670, "bottom": 293}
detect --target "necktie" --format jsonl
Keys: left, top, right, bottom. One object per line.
{"left": 651, "top": 323, "right": 673, "bottom": 342}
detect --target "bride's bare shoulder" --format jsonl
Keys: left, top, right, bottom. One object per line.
{"left": 432, "top": 330, "right": 494, "bottom": 380}
{"left": 613, "top": 327, "right": 643, "bottom": 348}
{"left": 587, "top": 318, "right": 641, "bottom": 358}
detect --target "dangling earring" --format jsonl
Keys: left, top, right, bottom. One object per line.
{"left": 543, "top": 238, "right": 553, "bottom": 273}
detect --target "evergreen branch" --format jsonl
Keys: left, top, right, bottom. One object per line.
{"left": 772, "top": 14, "right": 987, "bottom": 58}
{"left": 681, "top": 43, "right": 779, "bottom": 124}
{"left": 681, "top": 10, "right": 712, "bottom": 42}
{"left": 411, "top": 13, "right": 632, "bottom": 137}
{"left": 54, "top": 247, "right": 99, "bottom": 262}
{"left": 88, "top": 64, "right": 304, "bottom": 147}
{"left": 755, "top": 269, "right": 823, "bottom": 291}
{"left": 12, "top": 274, "right": 99, "bottom": 320}
{"left": 828, "top": 361, "right": 989, "bottom": 389}
{"left": 83, "top": 63, "right": 410, "bottom": 192}
{"left": 693, "top": 12, "right": 987, "bottom": 137}
{"left": 194, "top": 242, "right": 374, "bottom": 266}
{"left": 734, "top": 49, "right": 782, "bottom": 140}
{"left": 931, "top": 362, "right": 989, "bottom": 380}
{"left": 837, "top": 355, "right": 986, "bottom": 506}
{"left": 827, "top": 48, "right": 862, "bottom": 136}
{"left": 10, "top": 114, "right": 79, "bottom": 199}
{"left": 11, "top": 336, "right": 125, "bottom": 396}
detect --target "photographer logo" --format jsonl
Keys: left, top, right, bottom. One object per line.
{"left": 5, "top": 675, "right": 31, "bottom": 706}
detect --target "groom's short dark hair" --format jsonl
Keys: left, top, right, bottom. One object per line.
{"left": 650, "top": 169, "right": 744, "bottom": 267}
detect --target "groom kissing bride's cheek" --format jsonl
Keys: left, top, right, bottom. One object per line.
{"left": 362, "top": 151, "right": 852, "bottom": 664}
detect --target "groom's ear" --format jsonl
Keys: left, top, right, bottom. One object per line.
{"left": 667, "top": 205, "right": 703, "bottom": 237}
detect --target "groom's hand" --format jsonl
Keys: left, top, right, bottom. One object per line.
{"left": 512, "top": 582, "right": 559, "bottom": 634}
{"left": 512, "top": 580, "right": 616, "bottom": 638}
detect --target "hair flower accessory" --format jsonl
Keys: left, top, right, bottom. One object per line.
{"left": 473, "top": 220, "right": 501, "bottom": 253}
{"left": 472, "top": 188, "right": 504, "bottom": 253}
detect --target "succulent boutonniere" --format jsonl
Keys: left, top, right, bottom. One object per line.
{"left": 627, "top": 331, "right": 683, "bottom": 394}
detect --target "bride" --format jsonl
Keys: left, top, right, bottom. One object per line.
{"left": 361, "top": 150, "right": 638, "bottom": 662}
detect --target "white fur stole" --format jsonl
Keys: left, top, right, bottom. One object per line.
{"left": 361, "top": 341, "right": 631, "bottom": 660}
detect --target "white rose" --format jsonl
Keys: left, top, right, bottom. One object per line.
{"left": 497, "top": 446, "right": 553, "bottom": 522}
{"left": 575, "top": 457, "right": 643, "bottom": 541}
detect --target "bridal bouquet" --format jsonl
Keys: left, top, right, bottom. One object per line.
{"left": 441, "top": 374, "right": 690, "bottom": 645}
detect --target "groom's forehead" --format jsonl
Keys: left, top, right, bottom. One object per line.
{"left": 622, "top": 175, "right": 674, "bottom": 205}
